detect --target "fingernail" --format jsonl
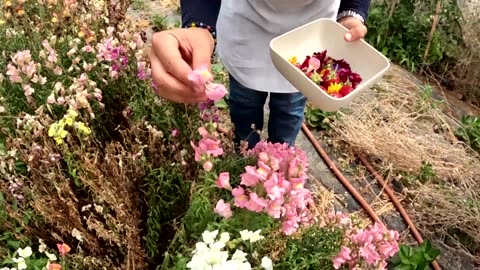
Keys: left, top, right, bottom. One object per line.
{"left": 345, "top": 33, "right": 352, "bottom": 41}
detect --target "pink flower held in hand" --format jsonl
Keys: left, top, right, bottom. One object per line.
{"left": 214, "top": 199, "right": 233, "bottom": 218}
{"left": 188, "top": 64, "right": 228, "bottom": 101}
{"left": 215, "top": 172, "right": 231, "bottom": 190}
{"left": 205, "top": 82, "right": 228, "bottom": 101}
{"left": 188, "top": 64, "right": 213, "bottom": 86}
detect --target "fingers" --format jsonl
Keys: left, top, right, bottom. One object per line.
{"left": 150, "top": 50, "right": 207, "bottom": 104}
{"left": 190, "top": 29, "right": 215, "bottom": 71}
{"left": 151, "top": 32, "right": 195, "bottom": 88}
{"left": 345, "top": 25, "right": 367, "bottom": 41}
{"left": 338, "top": 17, "right": 368, "bottom": 42}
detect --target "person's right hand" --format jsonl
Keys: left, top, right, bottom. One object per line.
{"left": 149, "top": 27, "right": 215, "bottom": 104}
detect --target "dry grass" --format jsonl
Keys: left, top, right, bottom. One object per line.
{"left": 452, "top": 0, "right": 480, "bottom": 103}
{"left": 329, "top": 66, "right": 480, "bottom": 260}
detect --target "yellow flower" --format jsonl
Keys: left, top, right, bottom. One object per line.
{"left": 51, "top": 16, "right": 58, "bottom": 23}
{"left": 78, "top": 30, "right": 85, "bottom": 38}
{"left": 54, "top": 137, "right": 64, "bottom": 145}
{"left": 66, "top": 108, "right": 78, "bottom": 119}
{"left": 289, "top": 56, "right": 297, "bottom": 65}
{"left": 48, "top": 122, "right": 69, "bottom": 145}
{"left": 5, "top": 0, "right": 12, "bottom": 7}
{"left": 76, "top": 122, "right": 91, "bottom": 136}
{"left": 64, "top": 117, "right": 74, "bottom": 127}
{"left": 48, "top": 122, "right": 61, "bottom": 137}
{"left": 327, "top": 82, "right": 343, "bottom": 94}
{"left": 17, "top": 9, "right": 25, "bottom": 16}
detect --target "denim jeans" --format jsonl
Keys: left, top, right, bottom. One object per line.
{"left": 228, "top": 74, "right": 307, "bottom": 149}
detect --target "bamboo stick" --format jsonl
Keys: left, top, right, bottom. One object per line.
{"left": 424, "top": 0, "right": 443, "bottom": 60}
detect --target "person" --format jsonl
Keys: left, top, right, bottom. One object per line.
{"left": 150, "top": 0, "right": 370, "bottom": 149}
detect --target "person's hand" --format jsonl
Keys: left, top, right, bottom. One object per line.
{"left": 149, "top": 27, "right": 215, "bottom": 104}
{"left": 338, "top": 16, "right": 367, "bottom": 42}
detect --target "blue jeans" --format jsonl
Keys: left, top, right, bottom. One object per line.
{"left": 228, "top": 74, "right": 307, "bottom": 149}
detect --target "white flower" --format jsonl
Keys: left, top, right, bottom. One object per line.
{"left": 46, "top": 251, "right": 57, "bottom": 261}
{"left": 202, "top": 229, "right": 219, "bottom": 244}
{"left": 261, "top": 256, "right": 273, "bottom": 270}
{"left": 0, "top": 267, "right": 16, "bottom": 270}
{"left": 249, "top": 230, "right": 264, "bottom": 243}
{"left": 38, "top": 239, "right": 47, "bottom": 253}
{"left": 218, "top": 232, "right": 230, "bottom": 244}
{"left": 239, "top": 230, "right": 252, "bottom": 241}
{"left": 213, "top": 260, "right": 251, "bottom": 270}
{"left": 193, "top": 242, "right": 209, "bottom": 255}
{"left": 17, "top": 246, "right": 32, "bottom": 258}
{"left": 239, "top": 229, "right": 264, "bottom": 243}
{"left": 186, "top": 254, "right": 211, "bottom": 270}
{"left": 231, "top": 249, "right": 248, "bottom": 262}
{"left": 13, "top": 257, "right": 27, "bottom": 270}
{"left": 209, "top": 241, "right": 226, "bottom": 251}
{"left": 204, "top": 249, "right": 229, "bottom": 265}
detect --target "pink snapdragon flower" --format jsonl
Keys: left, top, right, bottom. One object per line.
{"left": 214, "top": 199, "right": 233, "bottom": 218}
{"left": 328, "top": 217, "right": 400, "bottom": 270}
{"left": 215, "top": 172, "right": 231, "bottom": 190}
{"left": 188, "top": 65, "right": 228, "bottom": 101}
{"left": 213, "top": 141, "right": 313, "bottom": 235}
{"left": 232, "top": 187, "right": 248, "bottom": 208}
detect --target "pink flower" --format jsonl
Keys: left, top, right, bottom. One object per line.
{"left": 6, "top": 64, "right": 22, "bottom": 83}
{"left": 23, "top": 84, "right": 34, "bottom": 96}
{"left": 188, "top": 65, "right": 228, "bottom": 101}
{"left": 188, "top": 64, "right": 212, "bottom": 86}
{"left": 245, "top": 192, "right": 267, "bottom": 212}
{"left": 332, "top": 246, "right": 352, "bottom": 269}
{"left": 198, "top": 126, "right": 210, "bottom": 138}
{"left": 264, "top": 173, "right": 285, "bottom": 200}
{"left": 256, "top": 161, "right": 272, "bottom": 178}
{"left": 378, "top": 242, "right": 399, "bottom": 258}
{"left": 232, "top": 187, "right": 248, "bottom": 207}
{"left": 240, "top": 166, "right": 263, "bottom": 186}
{"left": 57, "top": 243, "right": 71, "bottom": 257}
{"left": 281, "top": 220, "right": 298, "bottom": 235}
{"left": 191, "top": 137, "right": 224, "bottom": 161}
{"left": 203, "top": 161, "right": 213, "bottom": 172}
{"left": 205, "top": 82, "right": 228, "bottom": 101}
{"left": 267, "top": 199, "right": 283, "bottom": 218}
{"left": 47, "top": 94, "right": 56, "bottom": 104}
{"left": 215, "top": 172, "right": 231, "bottom": 190}
{"left": 53, "top": 66, "right": 63, "bottom": 75}
{"left": 171, "top": 128, "right": 180, "bottom": 138}
{"left": 214, "top": 199, "right": 233, "bottom": 218}
{"left": 359, "top": 243, "right": 381, "bottom": 264}
{"left": 307, "top": 57, "right": 320, "bottom": 72}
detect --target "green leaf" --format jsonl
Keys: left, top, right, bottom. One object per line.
{"left": 7, "top": 240, "right": 20, "bottom": 249}
{"left": 214, "top": 99, "right": 228, "bottom": 109}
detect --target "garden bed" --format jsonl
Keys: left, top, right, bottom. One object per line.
{"left": 305, "top": 65, "right": 480, "bottom": 269}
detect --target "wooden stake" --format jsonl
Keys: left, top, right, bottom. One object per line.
{"left": 424, "top": 0, "right": 443, "bottom": 60}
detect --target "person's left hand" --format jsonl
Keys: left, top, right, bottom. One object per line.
{"left": 338, "top": 16, "right": 367, "bottom": 42}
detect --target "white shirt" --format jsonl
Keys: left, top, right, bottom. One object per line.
{"left": 216, "top": 0, "right": 341, "bottom": 93}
